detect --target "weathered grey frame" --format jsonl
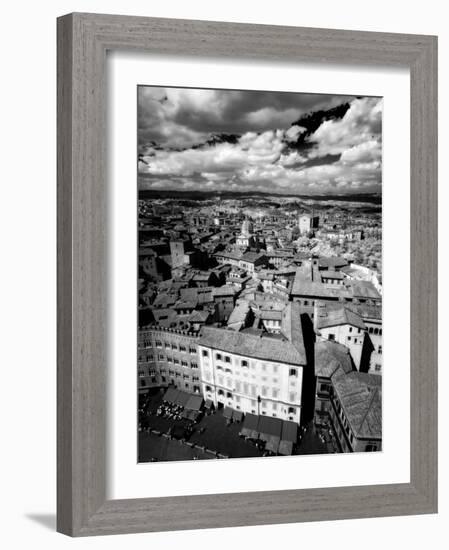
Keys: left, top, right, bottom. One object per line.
{"left": 57, "top": 12, "right": 438, "bottom": 537}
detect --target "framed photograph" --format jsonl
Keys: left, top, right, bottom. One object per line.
{"left": 57, "top": 13, "right": 437, "bottom": 536}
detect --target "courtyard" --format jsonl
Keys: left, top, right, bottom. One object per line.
{"left": 138, "top": 389, "right": 331, "bottom": 462}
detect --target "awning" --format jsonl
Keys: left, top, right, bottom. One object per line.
{"left": 223, "top": 406, "right": 233, "bottom": 419}
{"left": 164, "top": 387, "right": 179, "bottom": 403}
{"left": 278, "top": 440, "right": 294, "bottom": 455}
{"left": 232, "top": 410, "right": 243, "bottom": 422}
{"left": 265, "top": 434, "right": 280, "bottom": 454}
{"left": 249, "top": 429, "right": 260, "bottom": 440}
{"left": 258, "top": 415, "right": 282, "bottom": 442}
{"left": 175, "top": 391, "right": 190, "bottom": 407}
{"left": 185, "top": 394, "right": 203, "bottom": 411}
{"left": 281, "top": 420, "right": 298, "bottom": 443}
{"left": 204, "top": 399, "right": 214, "bottom": 409}
{"left": 239, "top": 413, "right": 259, "bottom": 438}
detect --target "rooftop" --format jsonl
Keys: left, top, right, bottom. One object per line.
{"left": 241, "top": 251, "right": 267, "bottom": 263}
{"left": 314, "top": 340, "right": 354, "bottom": 378}
{"left": 227, "top": 301, "right": 251, "bottom": 330}
{"left": 318, "top": 257, "right": 348, "bottom": 269}
{"left": 180, "top": 287, "right": 215, "bottom": 304}
{"left": 152, "top": 293, "right": 178, "bottom": 308}
{"left": 187, "top": 310, "right": 211, "bottom": 323}
{"left": 349, "top": 280, "right": 381, "bottom": 300}
{"left": 214, "top": 250, "right": 242, "bottom": 261}
{"left": 331, "top": 369, "right": 382, "bottom": 440}
{"left": 292, "top": 276, "right": 348, "bottom": 299}
{"left": 199, "top": 325, "right": 306, "bottom": 366}
{"left": 280, "top": 302, "right": 306, "bottom": 357}
{"left": 316, "top": 307, "right": 366, "bottom": 330}
{"left": 348, "top": 303, "right": 382, "bottom": 321}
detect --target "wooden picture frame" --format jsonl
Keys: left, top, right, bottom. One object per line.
{"left": 57, "top": 12, "right": 438, "bottom": 536}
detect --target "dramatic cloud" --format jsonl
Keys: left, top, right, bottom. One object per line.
{"left": 138, "top": 86, "right": 382, "bottom": 195}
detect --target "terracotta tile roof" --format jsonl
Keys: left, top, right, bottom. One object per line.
{"left": 349, "top": 280, "right": 381, "bottom": 300}
{"left": 199, "top": 325, "right": 306, "bottom": 366}
{"left": 318, "top": 256, "right": 348, "bottom": 269}
{"left": 241, "top": 251, "right": 267, "bottom": 263}
{"left": 314, "top": 340, "right": 354, "bottom": 378}
{"left": 331, "top": 369, "right": 382, "bottom": 439}
{"left": 316, "top": 307, "right": 366, "bottom": 330}
{"left": 187, "top": 310, "right": 211, "bottom": 323}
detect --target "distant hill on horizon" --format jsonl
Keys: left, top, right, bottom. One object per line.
{"left": 138, "top": 188, "right": 382, "bottom": 205}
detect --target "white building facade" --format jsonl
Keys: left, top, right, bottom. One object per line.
{"left": 198, "top": 327, "right": 306, "bottom": 424}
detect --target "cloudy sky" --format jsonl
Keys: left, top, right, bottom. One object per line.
{"left": 138, "top": 86, "right": 382, "bottom": 195}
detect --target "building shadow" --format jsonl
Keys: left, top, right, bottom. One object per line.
{"left": 360, "top": 332, "right": 375, "bottom": 373}
{"left": 300, "top": 313, "right": 316, "bottom": 426}
{"left": 25, "top": 513, "right": 56, "bottom": 531}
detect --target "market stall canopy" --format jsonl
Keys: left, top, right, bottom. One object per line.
{"left": 239, "top": 413, "right": 259, "bottom": 438}
{"left": 278, "top": 440, "right": 294, "bottom": 456}
{"left": 265, "top": 434, "right": 280, "bottom": 453}
{"left": 258, "top": 415, "right": 282, "bottom": 442}
{"left": 176, "top": 391, "right": 191, "bottom": 407}
{"left": 185, "top": 394, "right": 203, "bottom": 411}
{"left": 232, "top": 410, "right": 243, "bottom": 422}
{"left": 281, "top": 420, "right": 298, "bottom": 443}
{"left": 223, "top": 406, "right": 233, "bottom": 419}
{"left": 164, "top": 387, "right": 180, "bottom": 403}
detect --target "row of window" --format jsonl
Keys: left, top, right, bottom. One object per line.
{"left": 155, "top": 341, "right": 197, "bottom": 354}
{"left": 204, "top": 386, "right": 297, "bottom": 416}
{"left": 297, "top": 299, "right": 315, "bottom": 306}
{"left": 202, "top": 350, "right": 298, "bottom": 378}
{"left": 202, "top": 350, "right": 249, "bottom": 367}
{"left": 333, "top": 397, "right": 355, "bottom": 445}
{"left": 216, "top": 365, "right": 233, "bottom": 374}
{"left": 166, "top": 370, "right": 200, "bottom": 382}
{"left": 322, "top": 278, "right": 343, "bottom": 285}
{"left": 154, "top": 355, "right": 198, "bottom": 368}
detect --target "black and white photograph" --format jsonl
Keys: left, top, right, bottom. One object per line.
{"left": 137, "top": 86, "right": 383, "bottom": 462}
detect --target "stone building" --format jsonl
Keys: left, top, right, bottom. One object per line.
{"left": 138, "top": 326, "right": 202, "bottom": 395}
{"left": 298, "top": 214, "right": 319, "bottom": 235}
{"left": 212, "top": 285, "right": 237, "bottom": 323}
{"left": 315, "top": 306, "right": 367, "bottom": 371}
{"left": 329, "top": 368, "right": 382, "bottom": 452}
{"left": 313, "top": 341, "right": 382, "bottom": 452}
{"left": 236, "top": 219, "right": 255, "bottom": 249}
{"left": 197, "top": 303, "right": 308, "bottom": 425}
